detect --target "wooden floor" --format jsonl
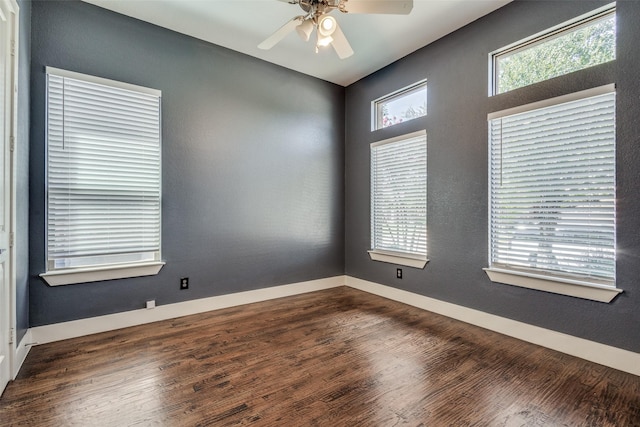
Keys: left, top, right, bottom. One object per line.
{"left": 1, "top": 287, "right": 639, "bottom": 426}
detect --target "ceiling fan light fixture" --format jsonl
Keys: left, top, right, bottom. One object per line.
{"left": 260, "top": 0, "right": 413, "bottom": 59}
{"left": 317, "top": 34, "right": 334, "bottom": 47}
{"left": 317, "top": 15, "right": 337, "bottom": 37}
{"left": 296, "top": 19, "right": 314, "bottom": 42}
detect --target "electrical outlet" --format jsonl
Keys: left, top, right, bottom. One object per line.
{"left": 396, "top": 268, "right": 403, "bottom": 279}
{"left": 146, "top": 300, "right": 156, "bottom": 309}
{"left": 180, "top": 277, "right": 189, "bottom": 290}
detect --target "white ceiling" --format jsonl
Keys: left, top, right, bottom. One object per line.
{"left": 82, "top": 0, "right": 512, "bottom": 86}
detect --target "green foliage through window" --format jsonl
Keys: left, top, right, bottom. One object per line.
{"left": 494, "top": 7, "right": 615, "bottom": 94}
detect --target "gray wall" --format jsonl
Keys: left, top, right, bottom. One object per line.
{"left": 29, "top": 1, "right": 345, "bottom": 326}
{"left": 345, "top": 0, "right": 640, "bottom": 353}
{"left": 15, "top": 0, "right": 30, "bottom": 342}
{"left": 26, "top": 0, "right": 640, "bottom": 355}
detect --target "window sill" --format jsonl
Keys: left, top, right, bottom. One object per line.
{"left": 368, "top": 250, "right": 428, "bottom": 269}
{"left": 483, "top": 267, "right": 622, "bottom": 303}
{"left": 40, "top": 261, "right": 165, "bottom": 286}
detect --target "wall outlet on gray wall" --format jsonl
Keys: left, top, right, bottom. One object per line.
{"left": 396, "top": 268, "right": 402, "bottom": 279}
{"left": 180, "top": 277, "right": 189, "bottom": 290}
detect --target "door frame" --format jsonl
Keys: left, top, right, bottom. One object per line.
{"left": 0, "top": 0, "right": 19, "bottom": 393}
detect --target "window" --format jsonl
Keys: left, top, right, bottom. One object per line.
{"left": 372, "top": 81, "right": 426, "bottom": 130}
{"left": 491, "top": 3, "right": 616, "bottom": 95}
{"left": 369, "top": 130, "right": 427, "bottom": 268}
{"left": 42, "top": 67, "right": 163, "bottom": 286}
{"left": 485, "top": 85, "right": 621, "bottom": 302}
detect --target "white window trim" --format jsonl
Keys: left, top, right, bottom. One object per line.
{"left": 45, "top": 66, "right": 161, "bottom": 97}
{"left": 485, "top": 83, "right": 621, "bottom": 302}
{"left": 40, "top": 262, "right": 165, "bottom": 286}
{"left": 487, "top": 83, "right": 615, "bottom": 120}
{"left": 369, "top": 130, "right": 428, "bottom": 268}
{"left": 484, "top": 267, "right": 622, "bottom": 303}
{"left": 488, "top": 2, "right": 616, "bottom": 96}
{"left": 368, "top": 250, "right": 428, "bottom": 269}
{"left": 371, "top": 80, "right": 427, "bottom": 131}
{"left": 43, "top": 67, "right": 163, "bottom": 285}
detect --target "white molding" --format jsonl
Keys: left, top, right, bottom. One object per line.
{"left": 370, "top": 129, "right": 426, "bottom": 148}
{"left": 40, "top": 262, "right": 165, "bottom": 286}
{"left": 368, "top": 250, "right": 428, "bottom": 268}
{"left": 345, "top": 276, "right": 640, "bottom": 377}
{"left": 484, "top": 267, "right": 622, "bottom": 303}
{"left": 4, "top": 0, "right": 19, "bottom": 394}
{"left": 24, "top": 275, "right": 640, "bottom": 378}
{"left": 13, "top": 329, "right": 32, "bottom": 379}
{"left": 45, "top": 66, "right": 161, "bottom": 97}
{"left": 489, "top": 3, "right": 616, "bottom": 96}
{"left": 488, "top": 84, "right": 615, "bottom": 119}
{"left": 30, "top": 276, "right": 345, "bottom": 345}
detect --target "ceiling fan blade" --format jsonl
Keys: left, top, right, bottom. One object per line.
{"left": 330, "top": 22, "right": 354, "bottom": 59}
{"left": 340, "top": 0, "right": 413, "bottom": 15}
{"left": 258, "top": 18, "right": 301, "bottom": 50}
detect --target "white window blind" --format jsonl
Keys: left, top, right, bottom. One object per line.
{"left": 371, "top": 130, "right": 427, "bottom": 258}
{"left": 488, "top": 87, "right": 615, "bottom": 286}
{"left": 46, "top": 68, "right": 162, "bottom": 271}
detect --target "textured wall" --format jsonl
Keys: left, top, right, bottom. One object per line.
{"left": 27, "top": 0, "right": 640, "bottom": 355}
{"left": 29, "top": 1, "right": 345, "bottom": 326}
{"left": 345, "top": 0, "right": 640, "bottom": 352}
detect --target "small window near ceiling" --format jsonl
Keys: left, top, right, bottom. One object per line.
{"left": 372, "top": 81, "right": 426, "bottom": 131}
{"left": 369, "top": 130, "right": 427, "bottom": 269}
{"left": 42, "top": 67, "right": 163, "bottom": 286}
{"left": 491, "top": 3, "right": 616, "bottom": 95}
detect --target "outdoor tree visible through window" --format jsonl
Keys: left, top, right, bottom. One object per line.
{"left": 494, "top": 6, "right": 615, "bottom": 94}
{"left": 373, "top": 81, "right": 426, "bottom": 130}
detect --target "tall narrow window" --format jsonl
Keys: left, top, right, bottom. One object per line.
{"left": 486, "top": 85, "right": 619, "bottom": 302}
{"left": 43, "top": 67, "right": 163, "bottom": 285}
{"left": 369, "top": 130, "right": 427, "bottom": 268}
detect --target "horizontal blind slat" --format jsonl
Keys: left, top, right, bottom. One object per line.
{"left": 371, "top": 132, "right": 427, "bottom": 256}
{"left": 488, "top": 91, "right": 615, "bottom": 282}
{"left": 46, "top": 70, "right": 162, "bottom": 270}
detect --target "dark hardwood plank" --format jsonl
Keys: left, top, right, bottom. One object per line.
{"left": 1, "top": 287, "right": 639, "bottom": 426}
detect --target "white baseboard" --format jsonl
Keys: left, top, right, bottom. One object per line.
{"left": 25, "top": 274, "right": 639, "bottom": 378}
{"left": 14, "top": 329, "right": 33, "bottom": 379}
{"left": 345, "top": 276, "right": 640, "bottom": 377}
{"left": 30, "top": 276, "right": 345, "bottom": 345}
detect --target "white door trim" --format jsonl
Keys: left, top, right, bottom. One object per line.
{"left": 0, "top": 0, "right": 19, "bottom": 392}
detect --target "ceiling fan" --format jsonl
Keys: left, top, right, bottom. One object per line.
{"left": 258, "top": 0, "right": 413, "bottom": 59}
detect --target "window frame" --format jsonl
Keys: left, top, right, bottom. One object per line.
{"left": 368, "top": 130, "right": 428, "bottom": 269}
{"left": 484, "top": 84, "right": 622, "bottom": 303}
{"left": 489, "top": 3, "right": 616, "bottom": 96}
{"left": 371, "top": 80, "right": 427, "bottom": 131}
{"left": 40, "top": 67, "right": 164, "bottom": 286}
